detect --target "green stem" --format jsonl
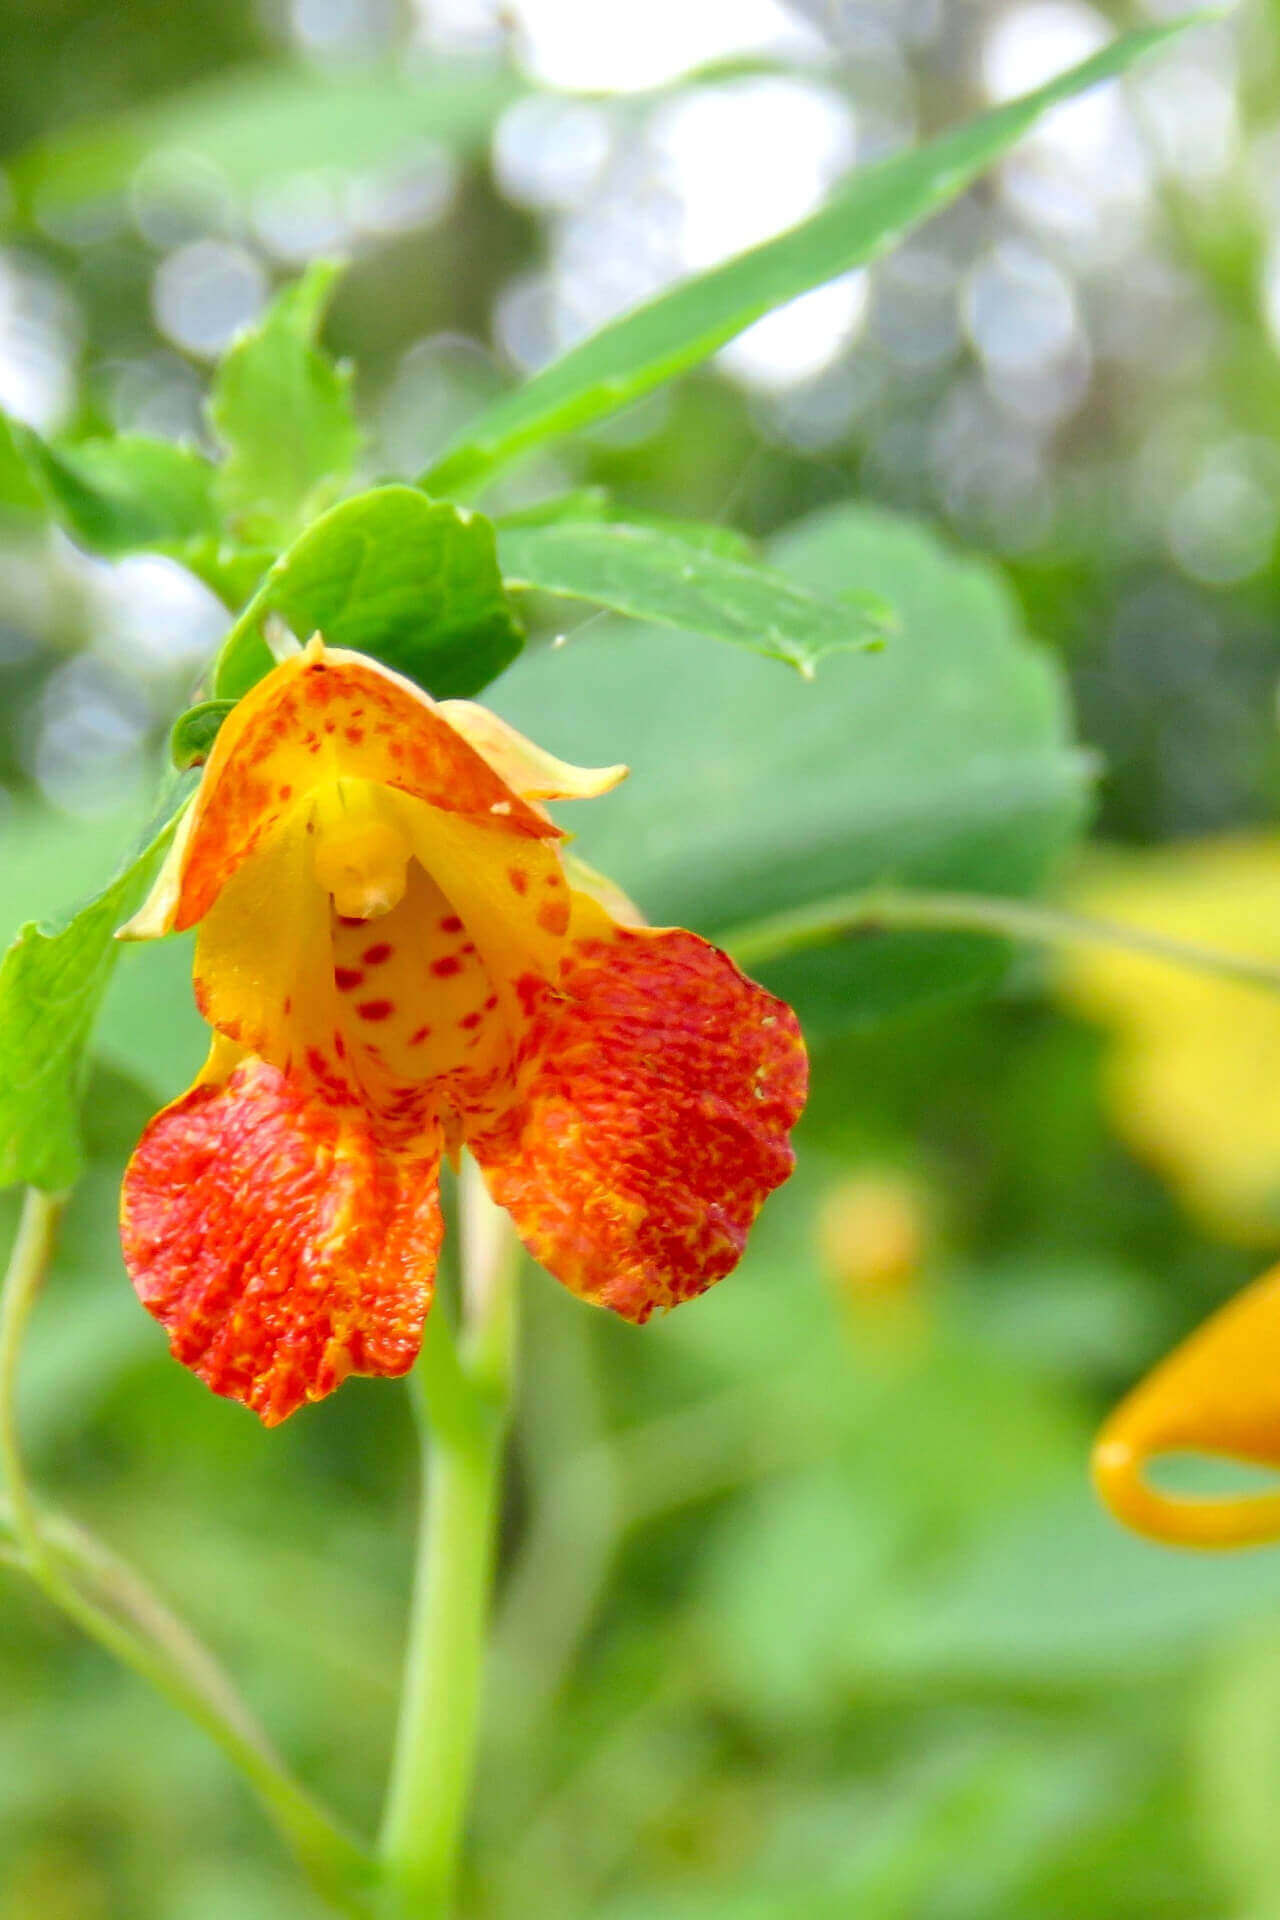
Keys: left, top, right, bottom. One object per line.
{"left": 378, "top": 1158, "right": 520, "bottom": 1919}
{"left": 0, "top": 1188, "right": 376, "bottom": 1919}
{"left": 720, "top": 885, "right": 1280, "bottom": 997}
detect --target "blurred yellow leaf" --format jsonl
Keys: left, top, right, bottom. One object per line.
{"left": 1061, "top": 834, "right": 1280, "bottom": 1246}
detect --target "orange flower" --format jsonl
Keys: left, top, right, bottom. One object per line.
{"left": 119, "top": 639, "right": 807, "bottom": 1424}
{"left": 1094, "top": 1265, "right": 1280, "bottom": 1548}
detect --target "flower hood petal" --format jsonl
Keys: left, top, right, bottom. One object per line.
{"left": 133, "top": 639, "right": 561, "bottom": 937}
{"left": 437, "top": 699, "right": 628, "bottom": 802}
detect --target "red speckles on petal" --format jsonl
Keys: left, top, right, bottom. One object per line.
{"left": 121, "top": 1058, "right": 443, "bottom": 1424}
{"left": 468, "top": 927, "right": 806, "bottom": 1323}
{"left": 362, "top": 942, "right": 393, "bottom": 966}
{"left": 514, "top": 973, "right": 542, "bottom": 1017}
{"left": 334, "top": 967, "right": 364, "bottom": 992}
{"left": 459, "top": 1012, "right": 483, "bottom": 1031}
{"left": 537, "top": 898, "right": 570, "bottom": 936}
{"left": 172, "top": 647, "right": 560, "bottom": 930}
{"left": 508, "top": 868, "right": 529, "bottom": 896}
{"left": 409, "top": 1026, "right": 431, "bottom": 1046}
{"left": 357, "top": 999, "right": 394, "bottom": 1022}
{"left": 440, "top": 915, "right": 463, "bottom": 934}
{"left": 431, "top": 955, "right": 462, "bottom": 979}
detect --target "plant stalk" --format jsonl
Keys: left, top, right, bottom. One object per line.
{"left": 378, "top": 1158, "right": 520, "bottom": 1919}
{"left": 0, "top": 1187, "right": 376, "bottom": 1918}
{"left": 720, "top": 884, "right": 1280, "bottom": 997}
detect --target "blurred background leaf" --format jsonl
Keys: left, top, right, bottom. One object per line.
{"left": 496, "top": 501, "right": 1088, "bottom": 1031}
{"left": 8, "top": 64, "right": 522, "bottom": 232}
{"left": 208, "top": 260, "right": 360, "bottom": 545}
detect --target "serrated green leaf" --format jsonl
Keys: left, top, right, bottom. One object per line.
{"left": 15, "top": 428, "right": 220, "bottom": 555}
{"left": 495, "top": 489, "right": 613, "bottom": 530}
{"left": 496, "top": 490, "right": 755, "bottom": 559}
{"left": 424, "top": 15, "right": 1212, "bottom": 496}
{"left": 497, "top": 519, "right": 890, "bottom": 671}
{"left": 0, "top": 788, "right": 191, "bottom": 1193}
{"left": 170, "top": 700, "right": 235, "bottom": 770}
{"left": 214, "top": 484, "right": 523, "bottom": 701}
{"left": 209, "top": 260, "right": 361, "bottom": 546}
{"left": 490, "top": 501, "right": 1090, "bottom": 1032}
{"left": 9, "top": 63, "right": 520, "bottom": 228}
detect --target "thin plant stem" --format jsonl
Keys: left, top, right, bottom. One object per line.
{"left": 378, "top": 1158, "right": 520, "bottom": 1919}
{"left": 720, "top": 885, "right": 1280, "bottom": 996}
{"left": 0, "top": 1187, "right": 376, "bottom": 1919}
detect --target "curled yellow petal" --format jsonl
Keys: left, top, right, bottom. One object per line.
{"left": 1093, "top": 1264, "right": 1280, "bottom": 1548}
{"left": 437, "top": 699, "right": 628, "bottom": 801}
{"left": 118, "top": 803, "right": 197, "bottom": 941}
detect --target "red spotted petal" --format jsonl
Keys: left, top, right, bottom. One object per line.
{"left": 121, "top": 1053, "right": 442, "bottom": 1424}
{"left": 467, "top": 926, "right": 806, "bottom": 1320}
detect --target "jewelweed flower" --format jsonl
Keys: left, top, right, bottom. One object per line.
{"left": 119, "top": 639, "right": 807, "bottom": 1424}
{"left": 1095, "top": 1263, "right": 1280, "bottom": 1548}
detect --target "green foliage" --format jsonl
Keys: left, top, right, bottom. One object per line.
{"left": 0, "top": 795, "right": 188, "bottom": 1193}
{"left": 7, "top": 63, "right": 521, "bottom": 228}
{"left": 496, "top": 501, "right": 1088, "bottom": 1030}
{"left": 0, "top": 412, "right": 45, "bottom": 517}
{"left": 212, "top": 485, "right": 525, "bottom": 699}
{"left": 496, "top": 490, "right": 756, "bottom": 559}
{"left": 424, "top": 15, "right": 1209, "bottom": 496}
{"left": 170, "top": 700, "right": 235, "bottom": 770}
{"left": 208, "top": 261, "right": 362, "bottom": 546}
{"left": 496, "top": 519, "right": 891, "bottom": 672}
{"left": 14, "top": 429, "right": 221, "bottom": 554}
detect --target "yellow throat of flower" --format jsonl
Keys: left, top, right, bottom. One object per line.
{"left": 311, "top": 779, "right": 414, "bottom": 921}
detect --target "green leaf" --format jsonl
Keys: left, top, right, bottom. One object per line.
{"left": 170, "top": 700, "right": 235, "bottom": 770}
{"left": 209, "top": 261, "right": 361, "bottom": 545}
{"left": 0, "top": 789, "right": 191, "bottom": 1193}
{"left": 0, "top": 412, "right": 45, "bottom": 518}
{"left": 497, "top": 519, "right": 891, "bottom": 672}
{"left": 490, "top": 501, "right": 1090, "bottom": 1031}
{"left": 870, "top": 1490, "right": 1280, "bottom": 1685}
{"left": 495, "top": 489, "right": 613, "bottom": 529}
{"left": 497, "top": 490, "right": 756, "bottom": 560}
{"left": 214, "top": 485, "right": 523, "bottom": 701}
{"left": 15, "top": 428, "right": 220, "bottom": 555}
{"left": 9, "top": 63, "right": 520, "bottom": 229}
{"left": 425, "top": 14, "right": 1213, "bottom": 496}
{"left": 165, "top": 537, "right": 275, "bottom": 611}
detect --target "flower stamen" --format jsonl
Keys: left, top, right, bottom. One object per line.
{"left": 312, "top": 779, "right": 413, "bottom": 921}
